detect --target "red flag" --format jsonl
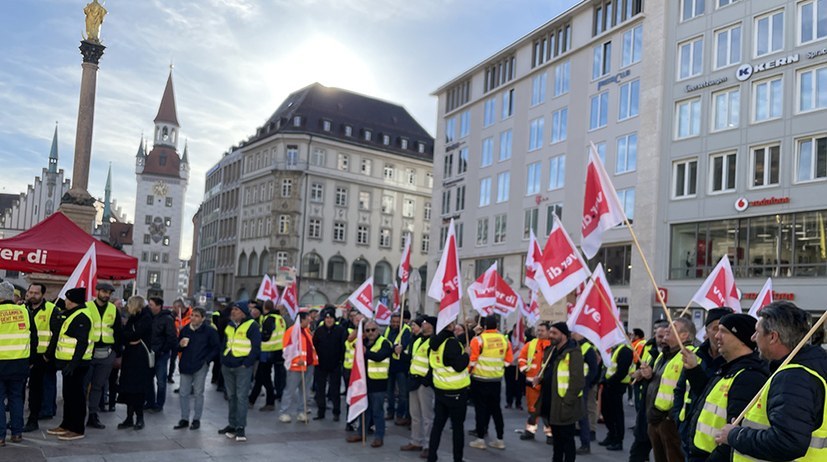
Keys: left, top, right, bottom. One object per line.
{"left": 399, "top": 233, "right": 412, "bottom": 296}
{"left": 581, "top": 142, "right": 627, "bottom": 259}
{"left": 375, "top": 301, "right": 392, "bottom": 326}
{"left": 567, "top": 264, "right": 628, "bottom": 364}
{"left": 511, "top": 312, "right": 526, "bottom": 353}
{"left": 748, "top": 278, "right": 773, "bottom": 319}
{"left": 428, "top": 219, "right": 462, "bottom": 333}
{"left": 282, "top": 320, "right": 304, "bottom": 370}
{"left": 525, "top": 229, "right": 543, "bottom": 292}
{"left": 58, "top": 243, "right": 97, "bottom": 300}
{"left": 521, "top": 290, "right": 541, "bottom": 326}
{"left": 392, "top": 280, "right": 401, "bottom": 313}
{"left": 535, "top": 214, "right": 591, "bottom": 306}
{"left": 348, "top": 276, "right": 374, "bottom": 319}
{"left": 346, "top": 320, "right": 368, "bottom": 422}
{"left": 255, "top": 273, "right": 278, "bottom": 302}
{"left": 467, "top": 262, "right": 497, "bottom": 316}
{"left": 492, "top": 271, "right": 523, "bottom": 315}
{"left": 690, "top": 255, "right": 741, "bottom": 312}
{"left": 279, "top": 280, "right": 299, "bottom": 320}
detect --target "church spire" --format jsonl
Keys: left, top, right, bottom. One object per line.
{"left": 182, "top": 139, "right": 189, "bottom": 163}
{"left": 135, "top": 135, "right": 145, "bottom": 158}
{"left": 154, "top": 70, "right": 179, "bottom": 127}
{"left": 103, "top": 163, "right": 112, "bottom": 222}
{"left": 48, "top": 122, "right": 58, "bottom": 174}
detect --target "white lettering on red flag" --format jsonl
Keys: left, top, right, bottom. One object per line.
{"left": 690, "top": 255, "right": 741, "bottom": 312}
{"left": 428, "top": 219, "right": 462, "bottom": 333}
{"left": 348, "top": 276, "right": 375, "bottom": 319}
{"left": 567, "top": 263, "right": 628, "bottom": 364}
{"left": 535, "top": 214, "right": 591, "bottom": 306}
{"left": 581, "top": 142, "right": 627, "bottom": 259}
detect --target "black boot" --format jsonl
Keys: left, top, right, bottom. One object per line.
{"left": 22, "top": 419, "right": 39, "bottom": 433}
{"left": 87, "top": 413, "right": 106, "bottom": 429}
{"left": 134, "top": 410, "right": 145, "bottom": 430}
{"left": 117, "top": 415, "right": 134, "bottom": 430}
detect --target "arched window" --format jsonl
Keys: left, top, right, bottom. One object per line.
{"left": 418, "top": 266, "right": 427, "bottom": 289}
{"left": 352, "top": 258, "right": 370, "bottom": 284}
{"left": 299, "top": 290, "right": 329, "bottom": 307}
{"left": 238, "top": 252, "right": 248, "bottom": 277}
{"left": 249, "top": 251, "right": 259, "bottom": 276}
{"left": 374, "top": 261, "right": 393, "bottom": 286}
{"left": 259, "top": 249, "right": 270, "bottom": 275}
{"left": 327, "top": 256, "right": 347, "bottom": 282}
{"left": 302, "top": 253, "right": 323, "bottom": 279}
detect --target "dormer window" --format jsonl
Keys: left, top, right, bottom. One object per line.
{"left": 364, "top": 130, "right": 372, "bottom": 141}
{"left": 322, "top": 120, "right": 332, "bottom": 132}
{"left": 344, "top": 125, "right": 353, "bottom": 137}
{"left": 417, "top": 142, "right": 425, "bottom": 154}
{"left": 401, "top": 138, "right": 409, "bottom": 149}
{"left": 293, "top": 116, "right": 302, "bottom": 127}
{"left": 382, "top": 134, "right": 390, "bottom": 145}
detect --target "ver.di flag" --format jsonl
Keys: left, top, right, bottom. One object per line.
{"left": 428, "top": 219, "right": 462, "bottom": 334}
{"left": 567, "top": 263, "right": 628, "bottom": 364}
{"left": 467, "top": 262, "right": 497, "bottom": 316}
{"left": 279, "top": 279, "right": 299, "bottom": 321}
{"left": 535, "top": 214, "right": 591, "bottom": 307}
{"left": 346, "top": 320, "right": 368, "bottom": 422}
{"left": 375, "top": 300, "right": 392, "bottom": 326}
{"left": 58, "top": 242, "right": 97, "bottom": 300}
{"left": 399, "top": 233, "right": 412, "bottom": 296}
{"left": 348, "top": 276, "right": 374, "bottom": 319}
{"left": 748, "top": 278, "right": 773, "bottom": 319}
{"left": 690, "top": 255, "right": 741, "bottom": 312}
{"left": 255, "top": 273, "right": 278, "bottom": 302}
{"left": 492, "top": 270, "right": 523, "bottom": 316}
{"left": 282, "top": 319, "right": 304, "bottom": 370}
{"left": 521, "top": 290, "right": 541, "bottom": 326}
{"left": 581, "top": 142, "right": 627, "bottom": 259}
{"left": 525, "top": 229, "right": 543, "bottom": 292}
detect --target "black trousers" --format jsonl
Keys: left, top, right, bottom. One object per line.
{"left": 168, "top": 352, "right": 177, "bottom": 379}
{"left": 471, "top": 379, "right": 504, "bottom": 439}
{"left": 314, "top": 366, "right": 342, "bottom": 416}
{"left": 504, "top": 365, "right": 525, "bottom": 407}
{"left": 551, "top": 423, "right": 577, "bottom": 462}
{"left": 59, "top": 364, "right": 90, "bottom": 434}
{"left": 272, "top": 351, "right": 285, "bottom": 400}
{"left": 107, "top": 366, "right": 119, "bottom": 408}
{"left": 428, "top": 388, "right": 468, "bottom": 462}
{"left": 628, "top": 395, "right": 652, "bottom": 462}
{"left": 27, "top": 354, "right": 50, "bottom": 421}
{"left": 249, "top": 357, "right": 275, "bottom": 405}
{"left": 601, "top": 381, "right": 626, "bottom": 445}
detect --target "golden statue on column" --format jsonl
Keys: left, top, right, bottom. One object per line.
{"left": 83, "top": 0, "right": 107, "bottom": 43}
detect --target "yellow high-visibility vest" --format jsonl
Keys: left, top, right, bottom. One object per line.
{"left": 409, "top": 337, "right": 431, "bottom": 377}
{"left": 367, "top": 337, "right": 392, "bottom": 380}
{"left": 694, "top": 369, "right": 745, "bottom": 452}
{"left": 33, "top": 301, "right": 56, "bottom": 354}
{"left": 429, "top": 339, "right": 470, "bottom": 390}
{"left": 85, "top": 301, "right": 117, "bottom": 344}
{"left": 0, "top": 303, "right": 31, "bottom": 360}
{"left": 260, "top": 313, "right": 286, "bottom": 352}
{"left": 344, "top": 328, "right": 355, "bottom": 370}
{"left": 384, "top": 324, "right": 412, "bottom": 360}
{"left": 605, "top": 344, "right": 636, "bottom": 384}
{"left": 653, "top": 345, "right": 696, "bottom": 412}
{"left": 472, "top": 331, "right": 508, "bottom": 380}
{"left": 224, "top": 319, "right": 255, "bottom": 357}
{"left": 55, "top": 308, "right": 93, "bottom": 361}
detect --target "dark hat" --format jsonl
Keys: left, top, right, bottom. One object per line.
{"left": 412, "top": 316, "right": 425, "bottom": 326}
{"left": 551, "top": 322, "right": 571, "bottom": 338}
{"left": 423, "top": 316, "right": 437, "bottom": 327}
{"left": 323, "top": 310, "right": 336, "bottom": 319}
{"left": 95, "top": 282, "right": 115, "bottom": 291}
{"left": 719, "top": 314, "right": 757, "bottom": 350}
{"left": 706, "top": 307, "right": 734, "bottom": 326}
{"left": 65, "top": 288, "right": 87, "bottom": 305}
{"left": 232, "top": 301, "right": 251, "bottom": 318}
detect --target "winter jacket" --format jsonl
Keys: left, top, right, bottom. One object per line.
{"left": 313, "top": 322, "right": 346, "bottom": 370}
{"left": 429, "top": 329, "right": 470, "bottom": 375}
{"left": 179, "top": 322, "right": 220, "bottom": 374}
{"left": 221, "top": 318, "right": 261, "bottom": 368}
{"left": 150, "top": 309, "right": 177, "bottom": 356}
{"left": 542, "top": 339, "right": 585, "bottom": 426}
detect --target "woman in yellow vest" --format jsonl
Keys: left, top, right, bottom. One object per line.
{"left": 0, "top": 281, "right": 36, "bottom": 445}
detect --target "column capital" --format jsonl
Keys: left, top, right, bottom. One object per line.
{"left": 79, "top": 40, "right": 106, "bottom": 65}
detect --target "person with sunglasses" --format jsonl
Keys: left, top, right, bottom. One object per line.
{"left": 347, "top": 320, "right": 393, "bottom": 448}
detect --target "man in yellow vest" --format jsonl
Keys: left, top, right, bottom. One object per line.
{"left": 468, "top": 314, "right": 513, "bottom": 450}
{"left": 426, "top": 320, "right": 470, "bottom": 462}
{"left": 84, "top": 282, "right": 121, "bottom": 430}
{"left": 248, "top": 299, "right": 283, "bottom": 411}
{"left": 47, "top": 288, "right": 92, "bottom": 441}
{"left": 639, "top": 317, "right": 695, "bottom": 462}
{"left": 346, "top": 320, "right": 393, "bottom": 448}
{"left": 22, "top": 283, "right": 58, "bottom": 432}
{"left": 682, "top": 313, "right": 766, "bottom": 462}
{"left": 384, "top": 311, "right": 413, "bottom": 424}
{"left": 572, "top": 332, "right": 599, "bottom": 455}
{"left": 216, "top": 301, "right": 261, "bottom": 442}
{"left": 600, "top": 339, "right": 635, "bottom": 451}
{"left": 717, "top": 301, "right": 827, "bottom": 461}
{"left": 401, "top": 316, "right": 436, "bottom": 458}
{"left": 0, "top": 281, "right": 36, "bottom": 446}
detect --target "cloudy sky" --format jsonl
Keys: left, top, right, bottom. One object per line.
{"left": 0, "top": 0, "right": 577, "bottom": 259}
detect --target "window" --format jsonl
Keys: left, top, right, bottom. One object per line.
{"left": 337, "top": 153, "right": 349, "bottom": 171}
{"left": 496, "top": 172, "right": 510, "bottom": 203}
{"left": 335, "top": 187, "right": 348, "bottom": 207}
{"left": 523, "top": 208, "right": 539, "bottom": 239}
{"left": 622, "top": 25, "right": 643, "bottom": 67}
{"left": 421, "top": 233, "right": 430, "bottom": 254}
{"left": 532, "top": 23, "right": 571, "bottom": 67}
{"left": 673, "top": 158, "right": 698, "bottom": 198}
{"left": 479, "top": 178, "right": 492, "bottom": 207}
{"left": 441, "top": 191, "right": 451, "bottom": 215}
{"left": 549, "top": 155, "right": 566, "bottom": 190}
{"left": 424, "top": 202, "right": 432, "bottom": 220}
{"left": 344, "top": 125, "right": 353, "bottom": 137}
{"left": 445, "top": 117, "right": 456, "bottom": 143}
{"left": 499, "top": 130, "right": 512, "bottom": 160}
{"left": 333, "top": 222, "right": 346, "bottom": 242}
{"left": 356, "top": 225, "right": 369, "bottom": 245}
{"left": 589, "top": 91, "right": 609, "bottom": 130}
{"left": 710, "top": 152, "right": 737, "bottom": 193}
{"left": 799, "top": 0, "right": 827, "bottom": 44}
{"left": 311, "top": 183, "right": 323, "bottom": 202}
{"left": 146, "top": 195, "right": 153, "bottom": 205}
{"left": 529, "top": 117, "right": 545, "bottom": 151}
{"left": 286, "top": 145, "right": 299, "bottom": 167}
{"left": 401, "top": 138, "right": 408, "bottom": 149}
{"left": 455, "top": 186, "right": 466, "bottom": 212}
{"left": 676, "top": 98, "right": 702, "bottom": 138}
{"left": 616, "top": 133, "right": 638, "bottom": 173}
{"left": 681, "top": 0, "right": 704, "bottom": 21}
{"left": 484, "top": 55, "right": 516, "bottom": 93}
{"left": 426, "top": 172, "right": 433, "bottom": 187}
{"left": 276, "top": 251, "right": 288, "bottom": 268}
{"left": 148, "top": 271, "right": 160, "bottom": 286}
{"left": 400, "top": 232, "right": 412, "bottom": 252}
{"left": 308, "top": 218, "right": 321, "bottom": 239}
{"left": 456, "top": 222, "right": 464, "bottom": 248}
{"left": 753, "top": 76, "right": 783, "bottom": 122}
{"left": 751, "top": 144, "right": 781, "bottom": 188}
{"left": 592, "top": 42, "right": 612, "bottom": 79}
{"left": 527, "top": 162, "right": 542, "bottom": 195}
{"left": 457, "top": 147, "right": 468, "bottom": 174}
{"left": 502, "top": 88, "right": 514, "bottom": 119}
{"left": 618, "top": 79, "right": 640, "bottom": 120}
{"left": 278, "top": 215, "right": 290, "bottom": 234}
{"left": 555, "top": 61, "right": 570, "bottom": 96}
{"left": 718, "top": 0, "right": 739, "bottom": 7}
{"left": 144, "top": 215, "right": 152, "bottom": 225}
{"left": 484, "top": 98, "right": 496, "bottom": 127}
{"left": 328, "top": 255, "right": 347, "bottom": 280}
{"left": 162, "top": 236, "right": 170, "bottom": 246}
{"left": 445, "top": 79, "right": 471, "bottom": 112}
{"left": 311, "top": 148, "right": 326, "bottom": 166}
{"left": 443, "top": 154, "right": 453, "bottom": 178}
{"left": 383, "top": 164, "right": 395, "bottom": 180}
{"left": 361, "top": 159, "right": 372, "bottom": 176}
{"left": 715, "top": 24, "right": 741, "bottom": 68}
{"left": 798, "top": 65, "right": 827, "bottom": 112}
{"left": 551, "top": 108, "right": 568, "bottom": 143}
{"left": 459, "top": 111, "right": 470, "bottom": 138}
{"left": 162, "top": 253, "right": 169, "bottom": 264}
{"left": 382, "top": 134, "right": 390, "bottom": 145}
{"left": 756, "top": 10, "right": 784, "bottom": 56}
{"left": 531, "top": 73, "right": 547, "bottom": 106}
{"left": 151, "top": 252, "right": 160, "bottom": 263}
{"left": 546, "top": 203, "right": 564, "bottom": 233}
{"left": 403, "top": 198, "right": 415, "bottom": 217}
{"left": 481, "top": 137, "right": 493, "bottom": 167}
{"left": 359, "top": 191, "right": 371, "bottom": 210}
{"left": 617, "top": 188, "right": 635, "bottom": 221}
{"left": 494, "top": 214, "right": 507, "bottom": 243}
{"left": 476, "top": 218, "right": 489, "bottom": 246}
{"left": 796, "top": 135, "right": 827, "bottom": 182}
{"left": 143, "top": 234, "right": 151, "bottom": 244}
{"left": 281, "top": 179, "right": 292, "bottom": 197}
{"left": 165, "top": 197, "right": 173, "bottom": 207}
{"left": 678, "top": 37, "right": 704, "bottom": 79}
{"left": 712, "top": 87, "right": 740, "bottom": 131}
{"left": 382, "top": 195, "right": 395, "bottom": 214}
{"left": 379, "top": 229, "right": 392, "bottom": 248}
{"left": 141, "top": 252, "right": 147, "bottom": 262}
{"left": 404, "top": 169, "right": 415, "bottom": 185}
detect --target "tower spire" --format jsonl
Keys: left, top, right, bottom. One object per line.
{"left": 182, "top": 139, "right": 189, "bottom": 163}
{"left": 154, "top": 69, "right": 179, "bottom": 126}
{"left": 135, "top": 134, "right": 145, "bottom": 158}
{"left": 103, "top": 162, "right": 112, "bottom": 221}
{"left": 48, "top": 121, "right": 58, "bottom": 174}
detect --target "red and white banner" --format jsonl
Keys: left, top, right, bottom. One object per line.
{"left": 346, "top": 320, "right": 368, "bottom": 422}
{"left": 581, "top": 142, "right": 627, "bottom": 259}
{"left": 748, "top": 278, "right": 773, "bottom": 319}
{"left": 348, "top": 276, "right": 375, "bottom": 319}
{"left": 399, "top": 233, "right": 412, "bottom": 296}
{"left": 511, "top": 311, "right": 526, "bottom": 354}
{"left": 690, "top": 255, "right": 741, "bottom": 312}
{"left": 279, "top": 280, "right": 299, "bottom": 321}
{"left": 567, "top": 263, "right": 628, "bottom": 364}
{"left": 282, "top": 319, "right": 304, "bottom": 370}
{"left": 392, "top": 280, "right": 401, "bottom": 313}
{"left": 58, "top": 243, "right": 97, "bottom": 301}
{"left": 428, "top": 219, "right": 462, "bottom": 334}
{"left": 525, "top": 229, "right": 543, "bottom": 292}
{"left": 255, "top": 273, "right": 279, "bottom": 302}
{"left": 492, "top": 271, "right": 523, "bottom": 316}
{"left": 535, "top": 214, "right": 591, "bottom": 307}
{"left": 467, "top": 262, "right": 497, "bottom": 316}
{"left": 375, "top": 301, "right": 392, "bottom": 326}
{"left": 521, "top": 290, "right": 541, "bottom": 326}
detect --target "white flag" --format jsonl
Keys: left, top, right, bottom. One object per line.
{"left": 58, "top": 243, "right": 97, "bottom": 300}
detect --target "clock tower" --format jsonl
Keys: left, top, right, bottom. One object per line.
{"left": 132, "top": 70, "right": 190, "bottom": 301}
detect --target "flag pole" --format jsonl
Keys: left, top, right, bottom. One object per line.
{"left": 361, "top": 412, "right": 366, "bottom": 446}
{"left": 574, "top": 276, "right": 638, "bottom": 363}
{"left": 732, "top": 309, "right": 827, "bottom": 425}
{"left": 300, "top": 368, "right": 308, "bottom": 425}
{"left": 677, "top": 299, "right": 694, "bottom": 318}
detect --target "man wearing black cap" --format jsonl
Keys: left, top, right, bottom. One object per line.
{"left": 48, "top": 288, "right": 93, "bottom": 441}
{"left": 23, "top": 283, "right": 58, "bottom": 432}
{"left": 402, "top": 316, "right": 435, "bottom": 458}
{"left": 312, "top": 309, "right": 346, "bottom": 421}
{"left": 84, "top": 282, "right": 122, "bottom": 429}
{"left": 682, "top": 313, "right": 767, "bottom": 462}
{"left": 218, "top": 301, "right": 261, "bottom": 441}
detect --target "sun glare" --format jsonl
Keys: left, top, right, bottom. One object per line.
{"left": 285, "top": 35, "right": 377, "bottom": 94}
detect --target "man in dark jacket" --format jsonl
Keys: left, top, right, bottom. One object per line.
{"left": 23, "top": 283, "right": 58, "bottom": 432}
{"left": 628, "top": 321, "right": 668, "bottom": 462}
{"left": 312, "top": 310, "right": 346, "bottom": 421}
{"left": 426, "top": 321, "right": 470, "bottom": 462}
{"left": 385, "top": 311, "right": 413, "bottom": 424}
{"left": 718, "top": 301, "right": 827, "bottom": 461}
{"left": 346, "top": 320, "right": 393, "bottom": 447}
{"left": 218, "top": 301, "right": 261, "bottom": 442}
{"left": 401, "top": 316, "right": 435, "bottom": 458}
{"left": 573, "top": 332, "right": 599, "bottom": 455}
{"left": 539, "top": 322, "right": 584, "bottom": 462}
{"left": 145, "top": 297, "right": 176, "bottom": 412}
{"left": 174, "top": 307, "right": 219, "bottom": 431}
{"left": 601, "top": 338, "right": 634, "bottom": 451}
{"left": 0, "top": 281, "right": 37, "bottom": 445}
{"left": 683, "top": 313, "right": 767, "bottom": 462}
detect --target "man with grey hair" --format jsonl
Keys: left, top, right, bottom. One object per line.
{"left": 718, "top": 301, "right": 827, "bottom": 461}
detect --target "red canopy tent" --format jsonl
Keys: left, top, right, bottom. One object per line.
{"left": 0, "top": 212, "right": 138, "bottom": 280}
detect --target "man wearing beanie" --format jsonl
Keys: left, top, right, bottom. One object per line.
{"left": 467, "top": 314, "right": 513, "bottom": 450}
{"left": 427, "top": 321, "right": 470, "bottom": 462}
{"left": 0, "top": 281, "right": 37, "bottom": 446}
{"left": 217, "top": 301, "right": 261, "bottom": 442}
{"left": 682, "top": 313, "right": 767, "bottom": 462}
{"left": 402, "top": 316, "right": 435, "bottom": 458}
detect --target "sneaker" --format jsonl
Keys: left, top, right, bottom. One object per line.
{"left": 259, "top": 404, "right": 275, "bottom": 412}
{"left": 469, "top": 438, "right": 487, "bottom": 449}
{"left": 278, "top": 414, "right": 292, "bottom": 423}
{"left": 174, "top": 420, "right": 189, "bottom": 430}
{"left": 576, "top": 446, "right": 591, "bottom": 455}
{"left": 519, "top": 431, "right": 534, "bottom": 441}
{"left": 488, "top": 439, "right": 506, "bottom": 450}
{"left": 47, "top": 426, "right": 68, "bottom": 435}
{"left": 190, "top": 420, "right": 200, "bottom": 430}
{"left": 217, "top": 425, "right": 234, "bottom": 435}
{"left": 234, "top": 428, "right": 246, "bottom": 442}
{"left": 296, "top": 413, "right": 307, "bottom": 422}
{"left": 224, "top": 428, "right": 237, "bottom": 439}
{"left": 58, "top": 431, "right": 85, "bottom": 441}
{"left": 10, "top": 435, "right": 22, "bottom": 443}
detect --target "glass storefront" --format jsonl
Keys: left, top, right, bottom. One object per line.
{"left": 589, "top": 244, "right": 632, "bottom": 285}
{"left": 670, "top": 210, "right": 827, "bottom": 279}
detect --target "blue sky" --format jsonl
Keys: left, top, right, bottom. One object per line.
{"left": 0, "top": 0, "right": 578, "bottom": 258}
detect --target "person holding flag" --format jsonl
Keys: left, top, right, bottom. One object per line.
{"left": 278, "top": 311, "right": 316, "bottom": 423}
{"left": 468, "top": 314, "right": 513, "bottom": 451}
{"left": 343, "top": 308, "right": 365, "bottom": 431}
{"left": 217, "top": 301, "right": 260, "bottom": 442}
{"left": 385, "top": 311, "right": 412, "bottom": 425}
{"left": 346, "top": 320, "right": 393, "bottom": 447}
{"left": 427, "top": 319, "right": 470, "bottom": 462}
{"left": 519, "top": 322, "right": 553, "bottom": 443}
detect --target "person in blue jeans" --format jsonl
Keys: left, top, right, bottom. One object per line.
{"left": 174, "top": 308, "right": 219, "bottom": 430}
{"left": 346, "top": 320, "right": 393, "bottom": 448}
{"left": 146, "top": 297, "right": 177, "bottom": 412}
{"left": 384, "top": 311, "right": 412, "bottom": 424}
{"left": 0, "top": 281, "right": 38, "bottom": 446}
{"left": 217, "top": 301, "right": 261, "bottom": 442}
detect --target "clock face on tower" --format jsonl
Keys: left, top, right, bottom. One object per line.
{"left": 153, "top": 181, "right": 168, "bottom": 197}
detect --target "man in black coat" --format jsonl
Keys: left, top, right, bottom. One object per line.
{"left": 145, "top": 297, "right": 177, "bottom": 412}
{"left": 426, "top": 321, "right": 470, "bottom": 462}
{"left": 312, "top": 310, "right": 346, "bottom": 421}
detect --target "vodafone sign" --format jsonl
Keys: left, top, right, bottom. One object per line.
{"left": 735, "top": 196, "right": 790, "bottom": 212}
{"left": 735, "top": 197, "right": 749, "bottom": 212}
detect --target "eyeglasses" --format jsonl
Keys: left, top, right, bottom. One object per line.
{"left": 365, "top": 328, "right": 377, "bottom": 332}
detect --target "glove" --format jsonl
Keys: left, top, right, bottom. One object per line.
{"left": 63, "top": 364, "right": 76, "bottom": 377}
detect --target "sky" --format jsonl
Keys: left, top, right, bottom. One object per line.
{"left": 0, "top": 0, "right": 578, "bottom": 259}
